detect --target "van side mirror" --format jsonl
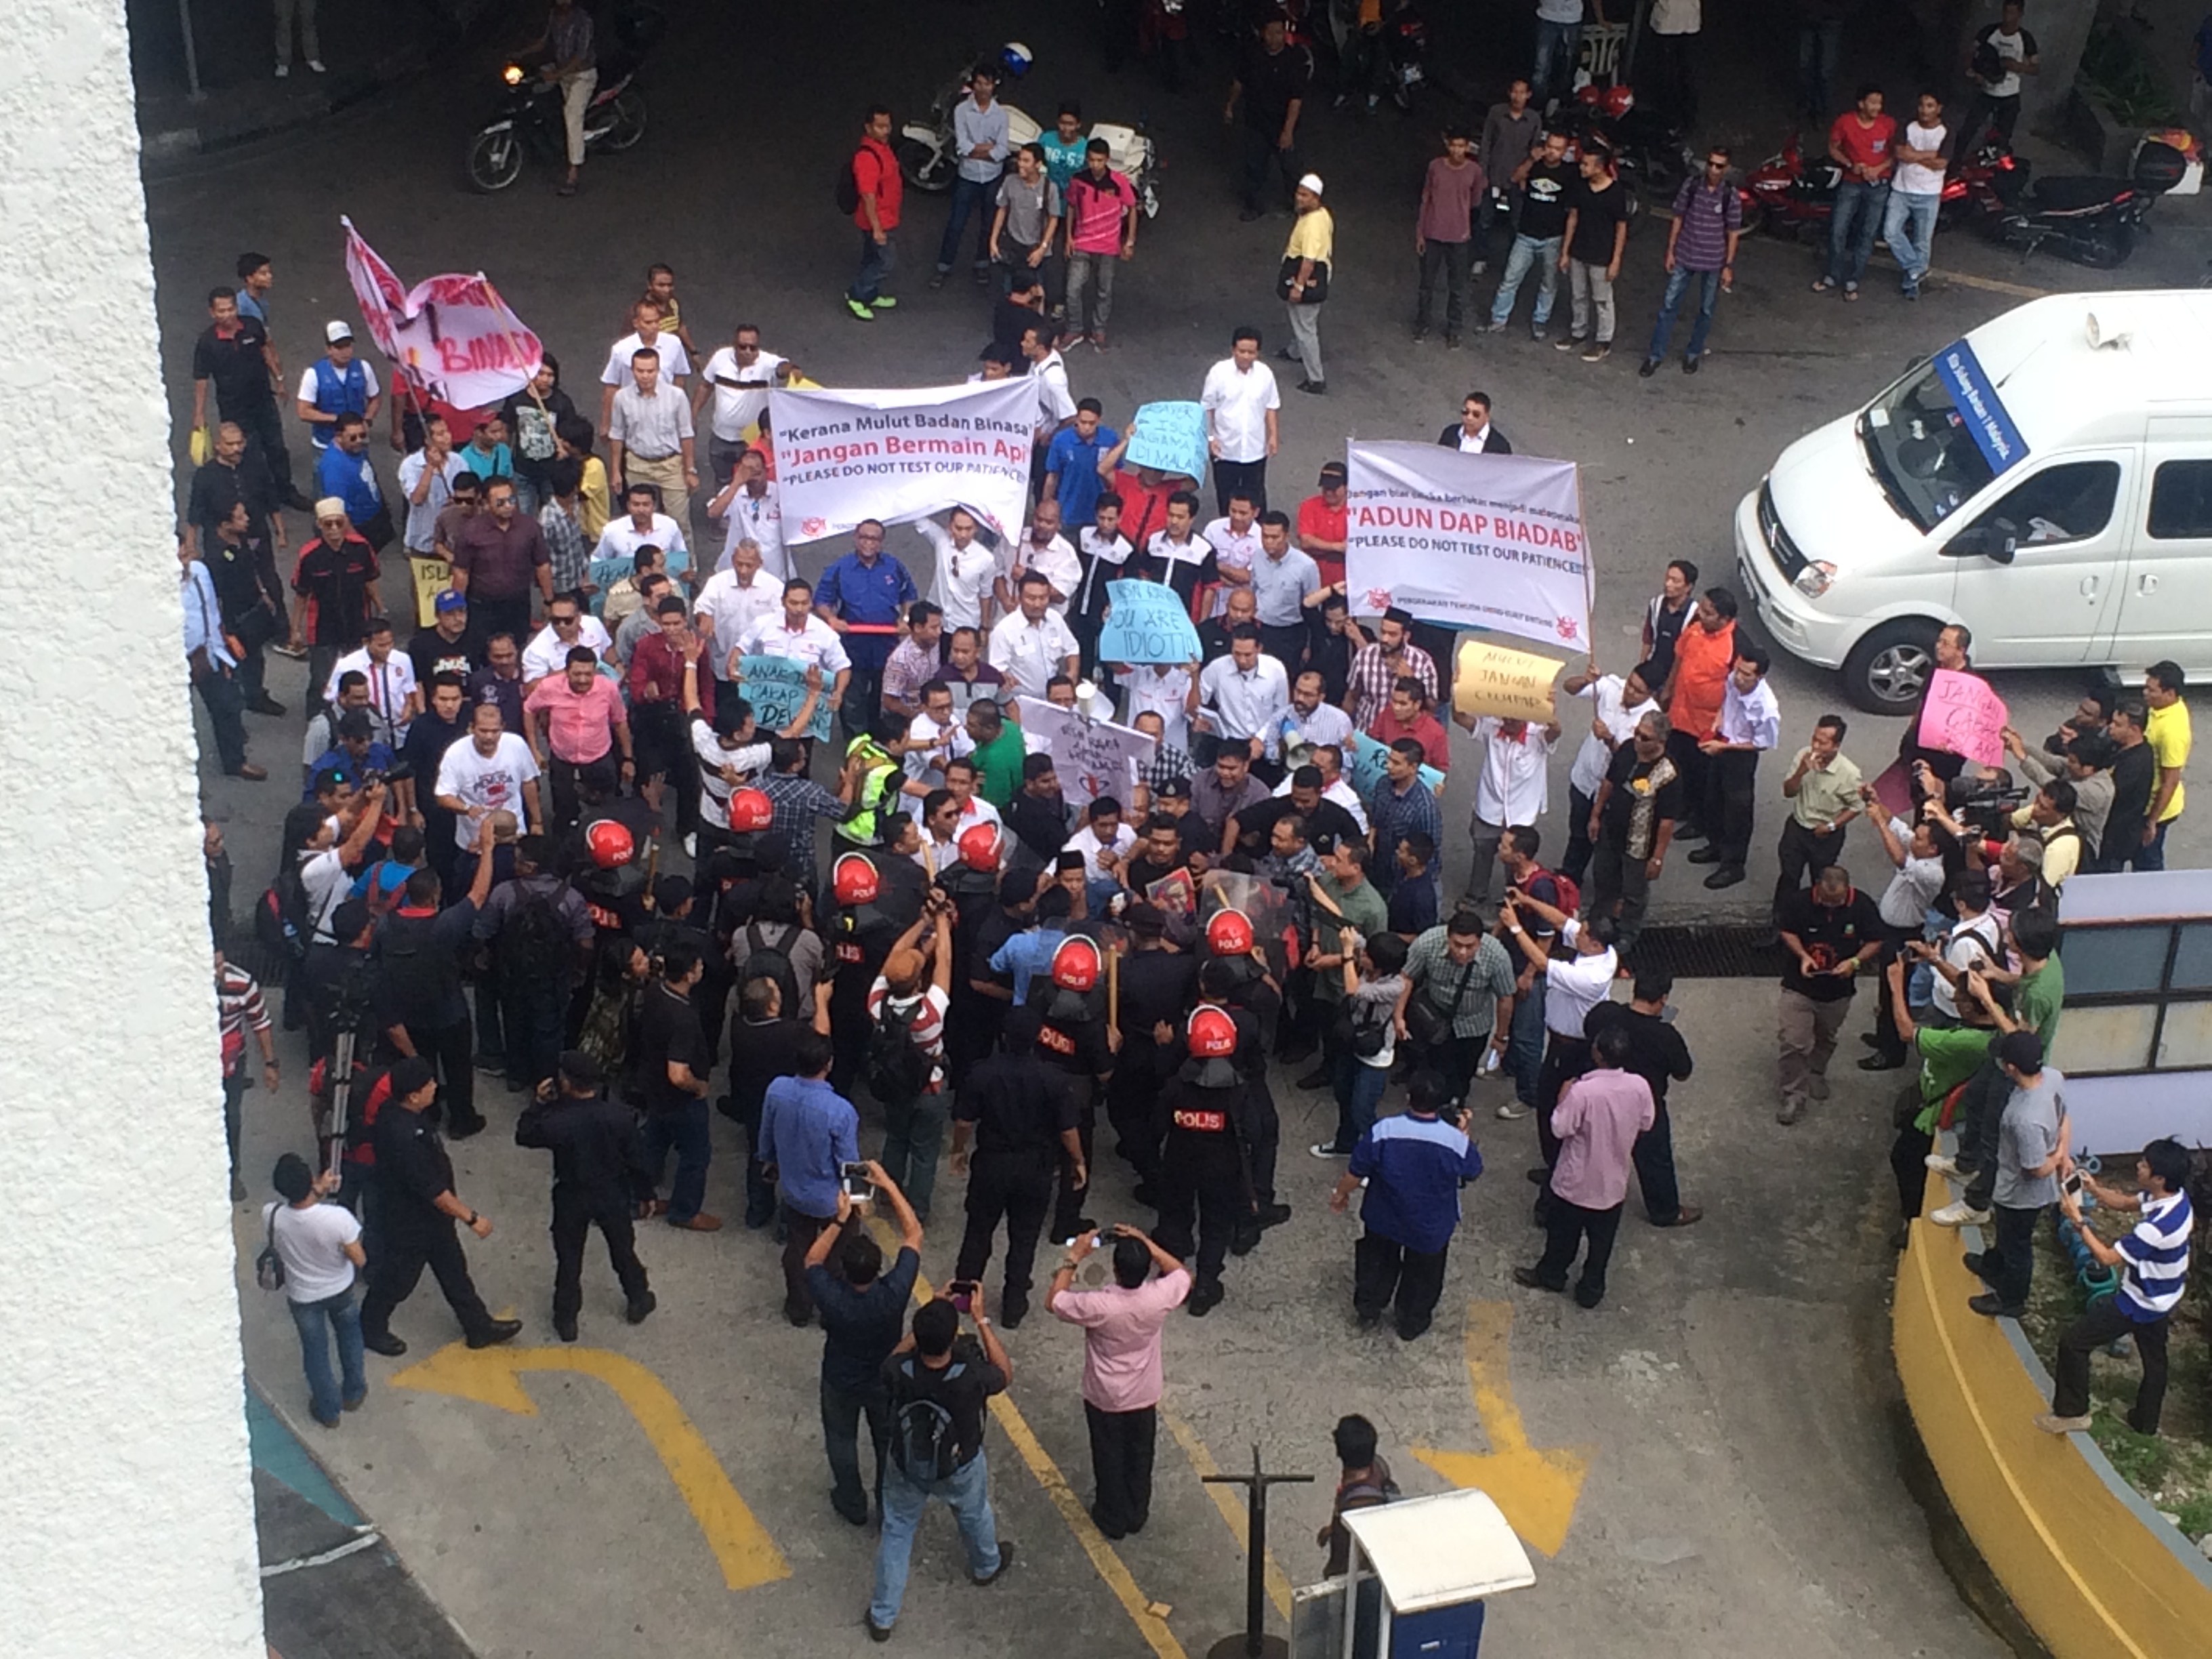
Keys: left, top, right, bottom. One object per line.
{"left": 1944, "top": 522, "right": 2017, "bottom": 563}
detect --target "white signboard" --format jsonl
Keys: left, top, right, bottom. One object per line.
{"left": 769, "top": 380, "right": 1039, "bottom": 545}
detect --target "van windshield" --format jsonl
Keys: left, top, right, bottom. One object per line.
{"left": 1860, "top": 363, "right": 1997, "bottom": 533}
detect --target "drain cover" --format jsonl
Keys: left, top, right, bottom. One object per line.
{"left": 1626, "top": 924, "right": 1785, "bottom": 979}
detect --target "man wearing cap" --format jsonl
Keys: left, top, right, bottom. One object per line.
{"left": 1295, "top": 462, "right": 1351, "bottom": 595}
{"left": 359, "top": 1055, "right": 523, "bottom": 1357}
{"left": 515, "top": 1050, "right": 655, "bottom": 1341}
{"left": 1282, "top": 175, "right": 1333, "bottom": 395}
{"left": 314, "top": 412, "right": 392, "bottom": 552}
{"left": 298, "top": 320, "right": 382, "bottom": 451}
{"left": 292, "top": 501, "right": 383, "bottom": 713}
{"left": 409, "top": 590, "right": 487, "bottom": 688}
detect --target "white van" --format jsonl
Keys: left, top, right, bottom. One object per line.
{"left": 1732, "top": 289, "right": 2212, "bottom": 713}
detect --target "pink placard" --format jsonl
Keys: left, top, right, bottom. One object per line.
{"left": 1914, "top": 668, "right": 2007, "bottom": 768}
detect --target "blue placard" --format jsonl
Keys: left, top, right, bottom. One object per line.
{"left": 1098, "top": 579, "right": 1202, "bottom": 665}
{"left": 738, "top": 654, "right": 834, "bottom": 741}
{"left": 1124, "top": 401, "right": 1209, "bottom": 487}
{"left": 1932, "top": 339, "right": 2030, "bottom": 478}
{"left": 1344, "top": 729, "right": 1444, "bottom": 802}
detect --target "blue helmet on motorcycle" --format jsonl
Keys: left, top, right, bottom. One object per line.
{"left": 998, "top": 41, "right": 1033, "bottom": 81}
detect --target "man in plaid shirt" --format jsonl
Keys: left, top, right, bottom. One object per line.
{"left": 541, "top": 454, "right": 591, "bottom": 599}
{"left": 1343, "top": 609, "right": 1439, "bottom": 731}
{"left": 217, "top": 947, "right": 279, "bottom": 1198}
{"left": 880, "top": 602, "right": 947, "bottom": 718}
{"left": 758, "top": 738, "right": 867, "bottom": 884}
{"left": 1133, "top": 708, "right": 1196, "bottom": 806}
{"left": 1367, "top": 737, "right": 1443, "bottom": 903}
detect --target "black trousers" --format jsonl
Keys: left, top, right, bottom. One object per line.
{"left": 2052, "top": 1298, "right": 2171, "bottom": 1432}
{"left": 1427, "top": 1031, "right": 1493, "bottom": 1113}
{"left": 550, "top": 1184, "right": 649, "bottom": 1324}
{"left": 1353, "top": 1230, "right": 1449, "bottom": 1336}
{"left": 1536, "top": 1033, "right": 1593, "bottom": 1174}
{"left": 1973, "top": 1202, "right": 2043, "bottom": 1311}
{"left": 1050, "top": 1088, "right": 1101, "bottom": 1243}
{"left": 1868, "top": 921, "right": 1913, "bottom": 1061}
{"left": 1954, "top": 1056, "right": 2009, "bottom": 1213}
{"left": 1244, "top": 1082, "right": 1279, "bottom": 1208}
{"left": 1772, "top": 817, "right": 1845, "bottom": 920}
{"left": 1891, "top": 1119, "right": 1934, "bottom": 1220}
{"left": 1259, "top": 623, "right": 1309, "bottom": 677}
{"left": 1532, "top": 1195, "right": 1624, "bottom": 1307}
{"left": 1153, "top": 1134, "right": 1246, "bottom": 1287}
{"left": 413, "top": 1014, "right": 481, "bottom": 1134}
{"left": 1086, "top": 1401, "right": 1159, "bottom": 1537}
{"left": 1706, "top": 748, "right": 1760, "bottom": 868}
{"left": 1631, "top": 1099, "right": 1683, "bottom": 1224}
{"left": 472, "top": 593, "right": 533, "bottom": 649}
{"left": 1105, "top": 1043, "right": 1166, "bottom": 1183}
{"left": 956, "top": 1147, "right": 1057, "bottom": 1311}
{"left": 1212, "top": 456, "right": 1267, "bottom": 516}
{"left": 236, "top": 399, "right": 298, "bottom": 501}
{"left": 1561, "top": 784, "right": 1597, "bottom": 884}
{"left": 1239, "top": 125, "right": 1302, "bottom": 214}
{"left": 361, "top": 1217, "right": 495, "bottom": 1340}
{"left": 1665, "top": 728, "right": 1708, "bottom": 831}
{"left": 823, "top": 1375, "right": 891, "bottom": 1518}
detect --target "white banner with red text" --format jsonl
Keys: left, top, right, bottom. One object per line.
{"left": 340, "top": 217, "right": 541, "bottom": 410}
{"left": 768, "top": 380, "right": 1040, "bottom": 545}
{"left": 1343, "top": 440, "right": 1593, "bottom": 653}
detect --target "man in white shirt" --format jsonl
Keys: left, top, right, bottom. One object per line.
{"left": 693, "top": 323, "right": 787, "bottom": 485}
{"left": 1459, "top": 712, "right": 1562, "bottom": 903}
{"left": 736, "top": 577, "right": 855, "bottom": 709}
{"left": 1021, "top": 323, "right": 1077, "bottom": 449}
{"left": 607, "top": 348, "right": 698, "bottom": 528}
{"left": 1690, "top": 642, "right": 1780, "bottom": 890}
{"left": 1199, "top": 495, "right": 1263, "bottom": 619}
{"left": 694, "top": 539, "right": 782, "bottom": 689}
{"left": 988, "top": 570, "right": 1080, "bottom": 699}
{"left": 594, "top": 480, "right": 692, "bottom": 586}
{"left": 1558, "top": 657, "right": 1658, "bottom": 882}
{"left": 1884, "top": 91, "right": 1949, "bottom": 300}
{"left": 1200, "top": 327, "right": 1282, "bottom": 514}
{"left": 324, "top": 618, "right": 420, "bottom": 747}
{"left": 397, "top": 420, "right": 466, "bottom": 556}
{"left": 263, "top": 1151, "right": 369, "bottom": 1427}
{"left": 1275, "top": 667, "right": 1353, "bottom": 769}
{"left": 434, "top": 701, "right": 544, "bottom": 848}
{"left": 1197, "top": 626, "right": 1293, "bottom": 780}
{"left": 920, "top": 506, "right": 1002, "bottom": 633}
{"left": 598, "top": 298, "right": 691, "bottom": 432}
{"left": 707, "top": 448, "right": 787, "bottom": 578}
{"left": 1004, "top": 501, "right": 1081, "bottom": 617}
{"left": 295, "top": 325, "right": 383, "bottom": 451}
{"left": 1067, "top": 796, "right": 1137, "bottom": 885}
{"left": 520, "top": 595, "right": 615, "bottom": 687}
{"left": 1120, "top": 659, "right": 1200, "bottom": 752}
{"left": 901, "top": 682, "right": 979, "bottom": 812}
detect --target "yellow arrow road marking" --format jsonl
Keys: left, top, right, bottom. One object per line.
{"left": 865, "top": 1218, "right": 1189, "bottom": 1659}
{"left": 389, "top": 1341, "right": 790, "bottom": 1591}
{"left": 1162, "top": 1406, "right": 1293, "bottom": 1620}
{"left": 1408, "top": 1300, "right": 1593, "bottom": 1557}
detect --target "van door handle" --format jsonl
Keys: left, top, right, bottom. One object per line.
{"left": 2081, "top": 576, "right": 2098, "bottom": 598}
{"left": 2139, "top": 573, "right": 2160, "bottom": 596}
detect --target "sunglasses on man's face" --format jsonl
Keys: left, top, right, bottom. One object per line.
{"left": 552, "top": 614, "right": 581, "bottom": 627}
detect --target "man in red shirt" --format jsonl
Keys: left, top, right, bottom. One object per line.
{"left": 1097, "top": 426, "right": 1197, "bottom": 556}
{"left": 628, "top": 596, "right": 712, "bottom": 838}
{"left": 1365, "top": 676, "right": 1451, "bottom": 774}
{"left": 525, "top": 647, "right": 633, "bottom": 830}
{"left": 1816, "top": 85, "right": 1897, "bottom": 300}
{"left": 1295, "top": 461, "right": 1349, "bottom": 590}
{"left": 848, "top": 105, "right": 905, "bottom": 321}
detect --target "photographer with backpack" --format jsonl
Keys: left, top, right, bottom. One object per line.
{"left": 869, "top": 1295, "right": 1015, "bottom": 1641}
{"left": 865, "top": 890, "right": 957, "bottom": 1222}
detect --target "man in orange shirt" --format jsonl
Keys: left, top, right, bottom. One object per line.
{"left": 847, "top": 105, "right": 905, "bottom": 321}
{"left": 1658, "top": 586, "right": 1736, "bottom": 842}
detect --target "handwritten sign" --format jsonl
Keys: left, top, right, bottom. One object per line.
{"left": 1124, "top": 401, "right": 1208, "bottom": 487}
{"left": 1915, "top": 668, "right": 2007, "bottom": 768}
{"left": 342, "top": 217, "right": 542, "bottom": 409}
{"left": 1345, "top": 729, "right": 1444, "bottom": 804}
{"left": 1099, "top": 579, "right": 1202, "bottom": 665}
{"left": 409, "top": 555, "right": 451, "bottom": 628}
{"left": 738, "top": 654, "right": 832, "bottom": 742}
{"left": 1017, "top": 696, "right": 1157, "bottom": 807}
{"left": 1452, "top": 638, "right": 1563, "bottom": 722}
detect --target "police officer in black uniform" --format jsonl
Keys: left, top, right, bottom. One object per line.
{"left": 948, "top": 1031, "right": 1084, "bottom": 1328}
{"left": 822, "top": 842, "right": 927, "bottom": 1095}
{"left": 956, "top": 866, "right": 1040, "bottom": 1084}
{"left": 515, "top": 1049, "right": 656, "bottom": 1340}
{"left": 359, "top": 1056, "right": 523, "bottom": 1355}
{"left": 1107, "top": 903, "right": 1197, "bottom": 1204}
{"left": 1009, "top": 935, "right": 1118, "bottom": 1244}
{"left": 1151, "top": 1007, "right": 1257, "bottom": 1317}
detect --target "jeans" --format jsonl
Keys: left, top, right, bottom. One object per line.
{"left": 274, "top": 0, "right": 319, "bottom": 65}
{"left": 1566, "top": 259, "right": 1616, "bottom": 343}
{"left": 937, "top": 176, "right": 996, "bottom": 274}
{"left": 878, "top": 1089, "right": 949, "bottom": 1221}
{"left": 1973, "top": 1202, "right": 2043, "bottom": 1311}
{"left": 1507, "top": 979, "right": 1545, "bottom": 1111}
{"left": 1957, "top": 91, "right": 2020, "bottom": 158}
{"left": 2052, "top": 1299, "right": 2170, "bottom": 1432}
{"left": 851, "top": 231, "right": 897, "bottom": 304}
{"left": 289, "top": 1286, "right": 365, "bottom": 1425}
{"left": 640, "top": 1098, "right": 712, "bottom": 1223}
{"left": 194, "top": 666, "right": 250, "bottom": 773}
{"left": 1488, "top": 234, "right": 1561, "bottom": 329}
{"left": 2134, "top": 818, "right": 2172, "bottom": 872}
{"left": 1796, "top": 20, "right": 1843, "bottom": 117}
{"left": 1414, "top": 239, "right": 1473, "bottom": 335}
{"left": 1065, "top": 250, "right": 1118, "bottom": 335}
{"left": 1530, "top": 19, "right": 1582, "bottom": 107}
{"left": 823, "top": 1374, "right": 890, "bottom": 1520}
{"left": 1645, "top": 264, "right": 1723, "bottom": 363}
{"left": 1826, "top": 177, "right": 1887, "bottom": 288}
{"left": 1883, "top": 189, "right": 1941, "bottom": 287}
{"left": 872, "top": 1450, "right": 1002, "bottom": 1627}
{"left": 1330, "top": 1050, "right": 1390, "bottom": 1151}
{"left": 1284, "top": 300, "right": 1324, "bottom": 385}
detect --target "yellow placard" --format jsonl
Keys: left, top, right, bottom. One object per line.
{"left": 1452, "top": 638, "right": 1563, "bottom": 722}
{"left": 409, "top": 555, "right": 451, "bottom": 628}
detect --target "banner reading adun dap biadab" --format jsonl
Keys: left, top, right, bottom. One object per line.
{"left": 1343, "top": 441, "right": 1592, "bottom": 653}
{"left": 769, "top": 380, "right": 1038, "bottom": 544}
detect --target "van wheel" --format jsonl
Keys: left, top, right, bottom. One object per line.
{"left": 1842, "top": 619, "right": 1941, "bottom": 714}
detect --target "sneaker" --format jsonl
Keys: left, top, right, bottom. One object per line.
{"left": 1495, "top": 1101, "right": 1528, "bottom": 1121}
{"left": 1924, "top": 1152, "right": 1965, "bottom": 1177}
{"left": 1530, "top": 327, "right": 1548, "bottom": 342}
{"left": 1682, "top": 355, "right": 1701, "bottom": 374}
{"left": 866, "top": 1614, "right": 893, "bottom": 1642}
{"left": 1554, "top": 335, "right": 1582, "bottom": 352}
{"left": 1412, "top": 325, "right": 1429, "bottom": 342}
{"left": 927, "top": 270, "right": 948, "bottom": 290}
{"left": 1776, "top": 1097, "right": 1807, "bottom": 1126}
{"left": 1482, "top": 319, "right": 1509, "bottom": 333}
{"left": 1930, "top": 1200, "right": 1992, "bottom": 1227}
{"left": 1639, "top": 358, "right": 1660, "bottom": 378}
{"left": 1446, "top": 331, "right": 1463, "bottom": 349}
{"left": 2034, "top": 1412, "right": 2093, "bottom": 1435}
{"left": 1581, "top": 342, "right": 1611, "bottom": 363}
{"left": 973, "top": 266, "right": 991, "bottom": 286}
{"left": 682, "top": 832, "right": 697, "bottom": 858}
{"left": 846, "top": 298, "right": 875, "bottom": 321}
{"left": 306, "top": 58, "right": 326, "bottom": 73}
{"left": 1309, "top": 1142, "right": 1352, "bottom": 1158}
{"left": 972, "top": 1540, "right": 1016, "bottom": 1585}
{"left": 1473, "top": 260, "right": 1488, "bottom": 275}
{"left": 1902, "top": 283, "right": 1919, "bottom": 301}
{"left": 1054, "top": 331, "right": 1086, "bottom": 351}
{"left": 1091, "top": 331, "right": 1111, "bottom": 352}
{"left": 869, "top": 295, "right": 897, "bottom": 310}
{"left": 274, "top": 61, "right": 290, "bottom": 77}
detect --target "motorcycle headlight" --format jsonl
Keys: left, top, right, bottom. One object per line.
{"left": 1794, "top": 560, "right": 1837, "bottom": 599}
{"left": 502, "top": 62, "right": 525, "bottom": 85}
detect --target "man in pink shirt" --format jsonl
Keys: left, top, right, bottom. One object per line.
{"left": 1515, "top": 1025, "right": 1652, "bottom": 1308}
{"left": 1046, "top": 1223, "right": 1191, "bottom": 1538}
{"left": 524, "top": 646, "right": 633, "bottom": 830}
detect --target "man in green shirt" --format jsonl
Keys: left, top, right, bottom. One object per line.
{"left": 1884, "top": 952, "right": 1998, "bottom": 1246}
{"left": 1773, "top": 714, "right": 1862, "bottom": 924}
{"left": 966, "top": 697, "right": 1028, "bottom": 809}
{"left": 1931, "top": 907, "right": 2063, "bottom": 1226}
{"left": 1307, "top": 840, "right": 1391, "bottom": 1010}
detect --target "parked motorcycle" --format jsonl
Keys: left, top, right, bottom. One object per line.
{"left": 1738, "top": 132, "right": 1839, "bottom": 240}
{"left": 464, "top": 3, "right": 663, "bottom": 192}
{"left": 1559, "top": 81, "right": 1691, "bottom": 199}
{"left": 1964, "top": 137, "right": 2186, "bottom": 268}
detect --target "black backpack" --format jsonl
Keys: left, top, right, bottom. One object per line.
{"left": 738, "top": 919, "right": 801, "bottom": 1016}
{"left": 498, "top": 886, "right": 573, "bottom": 987}
{"left": 834, "top": 150, "right": 863, "bottom": 216}
{"left": 865, "top": 991, "right": 931, "bottom": 1101}
{"left": 891, "top": 1358, "right": 964, "bottom": 1481}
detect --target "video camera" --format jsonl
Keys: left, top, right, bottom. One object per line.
{"left": 1949, "top": 777, "right": 2028, "bottom": 841}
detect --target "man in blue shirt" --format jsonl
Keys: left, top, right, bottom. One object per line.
{"left": 760, "top": 1029, "right": 862, "bottom": 1324}
{"left": 1044, "top": 400, "right": 1118, "bottom": 530}
{"left": 304, "top": 710, "right": 396, "bottom": 802}
{"left": 815, "top": 519, "right": 919, "bottom": 735}
{"left": 933, "top": 62, "right": 1012, "bottom": 286}
{"left": 1327, "top": 1069, "right": 1483, "bottom": 1340}
{"left": 314, "top": 413, "right": 392, "bottom": 551}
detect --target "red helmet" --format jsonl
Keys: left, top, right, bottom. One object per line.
{"left": 1205, "top": 907, "right": 1254, "bottom": 957}
{"left": 1187, "top": 1006, "right": 1239, "bottom": 1059}
{"left": 957, "top": 822, "right": 1002, "bottom": 872}
{"left": 832, "top": 852, "right": 880, "bottom": 907}
{"left": 727, "top": 787, "right": 773, "bottom": 833}
{"left": 1050, "top": 935, "right": 1102, "bottom": 993}
{"left": 585, "top": 819, "right": 634, "bottom": 869}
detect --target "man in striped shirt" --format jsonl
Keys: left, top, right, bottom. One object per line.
{"left": 216, "top": 949, "right": 279, "bottom": 1199}
{"left": 2039, "top": 1139, "right": 2194, "bottom": 1437}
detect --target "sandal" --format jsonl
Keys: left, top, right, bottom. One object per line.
{"left": 1843, "top": 285, "right": 1860, "bottom": 302}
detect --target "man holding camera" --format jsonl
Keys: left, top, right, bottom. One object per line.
{"left": 805, "top": 1161, "right": 923, "bottom": 1528}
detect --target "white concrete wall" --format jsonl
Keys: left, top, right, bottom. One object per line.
{"left": 0, "top": 5, "right": 264, "bottom": 1656}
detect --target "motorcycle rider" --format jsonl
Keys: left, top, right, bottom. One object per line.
{"left": 933, "top": 64, "right": 1012, "bottom": 291}
{"left": 523, "top": 0, "right": 596, "bottom": 199}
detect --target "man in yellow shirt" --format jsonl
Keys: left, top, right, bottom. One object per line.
{"left": 557, "top": 413, "right": 611, "bottom": 541}
{"left": 1283, "top": 173, "right": 1334, "bottom": 396}
{"left": 2142, "top": 660, "right": 2192, "bottom": 870}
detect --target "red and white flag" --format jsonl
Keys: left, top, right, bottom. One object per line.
{"left": 340, "top": 217, "right": 541, "bottom": 409}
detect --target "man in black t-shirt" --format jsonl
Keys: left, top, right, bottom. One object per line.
{"left": 186, "top": 420, "right": 283, "bottom": 557}
{"left": 1557, "top": 150, "right": 1632, "bottom": 361}
{"left": 807, "top": 1166, "right": 924, "bottom": 1525}
{"left": 408, "top": 590, "right": 489, "bottom": 686}
{"left": 1229, "top": 16, "right": 1315, "bottom": 218}
{"left": 951, "top": 1035, "right": 1083, "bottom": 1325}
{"left": 1775, "top": 867, "right": 1883, "bottom": 1126}
{"left": 1485, "top": 130, "right": 1574, "bottom": 339}
{"left": 191, "top": 286, "right": 302, "bottom": 508}
{"left": 1583, "top": 970, "right": 1701, "bottom": 1227}
{"left": 632, "top": 941, "right": 720, "bottom": 1229}
{"left": 1588, "top": 712, "right": 1683, "bottom": 956}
